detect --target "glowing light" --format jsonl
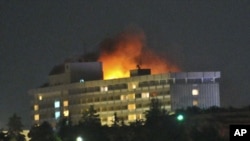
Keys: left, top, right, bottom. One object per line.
{"left": 55, "top": 111, "right": 60, "bottom": 119}
{"left": 63, "top": 100, "right": 68, "bottom": 107}
{"left": 128, "top": 114, "right": 136, "bottom": 121}
{"left": 76, "top": 136, "right": 83, "bottom": 141}
{"left": 193, "top": 100, "right": 198, "bottom": 106}
{"left": 98, "top": 30, "right": 180, "bottom": 80}
{"left": 64, "top": 110, "right": 69, "bottom": 117}
{"left": 34, "top": 105, "right": 39, "bottom": 111}
{"left": 177, "top": 114, "right": 184, "bottom": 121}
{"left": 34, "top": 114, "right": 39, "bottom": 121}
{"left": 38, "top": 95, "right": 42, "bottom": 100}
{"left": 192, "top": 89, "right": 199, "bottom": 95}
{"left": 54, "top": 100, "right": 60, "bottom": 108}
{"left": 128, "top": 103, "right": 136, "bottom": 110}
{"left": 141, "top": 92, "right": 149, "bottom": 98}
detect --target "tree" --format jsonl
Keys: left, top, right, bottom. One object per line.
{"left": 0, "top": 129, "right": 7, "bottom": 141}
{"left": 145, "top": 98, "right": 168, "bottom": 126}
{"left": 77, "top": 105, "right": 108, "bottom": 141}
{"left": 28, "top": 121, "right": 60, "bottom": 141}
{"left": 144, "top": 98, "right": 187, "bottom": 141}
{"left": 6, "top": 113, "right": 25, "bottom": 141}
{"left": 79, "top": 105, "right": 101, "bottom": 127}
{"left": 111, "top": 112, "right": 121, "bottom": 127}
{"left": 57, "top": 117, "right": 74, "bottom": 141}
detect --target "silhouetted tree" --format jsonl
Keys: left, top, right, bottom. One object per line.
{"left": 77, "top": 105, "right": 107, "bottom": 141}
{"left": 28, "top": 121, "right": 60, "bottom": 141}
{"left": 190, "top": 124, "right": 223, "bottom": 141}
{"left": 112, "top": 112, "right": 120, "bottom": 127}
{"left": 6, "top": 113, "right": 25, "bottom": 141}
{"left": 79, "top": 105, "right": 101, "bottom": 127}
{"left": 144, "top": 98, "right": 186, "bottom": 141}
{"left": 145, "top": 98, "right": 168, "bottom": 126}
{"left": 57, "top": 117, "right": 74, "bottom": 141}
{"left": 0, "top": 129, "right": 7, "bottom": 141}
{"left": 186, "top": 106, "right": 202, "bottom": 115}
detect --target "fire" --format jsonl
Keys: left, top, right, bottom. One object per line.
{"left": 98, "top": 29, "right": 180, "bottom": 79}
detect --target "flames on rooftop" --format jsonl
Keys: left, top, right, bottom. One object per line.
{"left": 98, "top": 28, "right": 180, "bottom": 79}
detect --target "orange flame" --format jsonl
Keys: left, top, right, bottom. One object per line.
{"left": 98, "top": 29, "right": 180, "bottom": 79}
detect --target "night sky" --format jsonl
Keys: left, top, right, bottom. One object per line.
{"left": 1, "top": 0, "right": 249, "bottom": 128}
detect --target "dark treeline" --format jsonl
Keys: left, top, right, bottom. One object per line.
{"left": 2, "top": 99, "right": 250, "bottom": 141}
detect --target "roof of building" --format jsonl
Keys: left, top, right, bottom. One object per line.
{"left": 49, "top": 64, "right": 65, "bottom": 75}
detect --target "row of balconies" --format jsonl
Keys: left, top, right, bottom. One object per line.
{"left": 32, "top": 94, "right": 171, "bottom": 114}
{"left": 33, "top": 96, "right": 170, "bottom": 118}
{"left": 68, "top": 80, "right": 170, "bottom": 95}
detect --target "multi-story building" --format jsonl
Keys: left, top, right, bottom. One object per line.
{"left": 29, "top": 62, "right": 220, "bottom": 126}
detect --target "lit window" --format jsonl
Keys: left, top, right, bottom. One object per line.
{"left": 128, "top": 114, "right": 136, "bottom": 121}
{"left": 141, "top": 92, "right": 149, "bottom": 98}
{"left": 128, "top": 82, "right": 137, "bottom": 90}
{"left": 132, "top": 84, "right": 136, "bottom": 89}
{"left": 80, "top": 79, "right": 84, "bottom": 83}
{"left": 120, "top": 95, "right": 126, "bottom": 100}
{"left": 63, "top": 100, "right": 68, "bottom": 107}
{"left": 54, "top": 100, "right": 60, "bottom": 108}
{"left": 38, "top": 95, "right": 42, "bottom": 100}
{"left": 127, "top": 94, "right": 135, "bottom": 100}
{"left": 193, "top": 100, "right": 198, "bottom": 106}
{"left": 107, "top": 116, "right": 114, "bottom": 123}
{"left": 137, "top": 114, "right": 143, "bottom": 119}
{"left": 192, "top": 89, "right": 199, "bottom": 96}
{"left": 64, "top": 110, "right": 69, "bottom": 117}
{"left": 128, "top": 104, "right": 136, "bottom": 110}
{"left": 34, "top": 114, "right": 39, "bottom": 121}
{"left": 55, "top": 111, "right": 60, "bottom": 119}
{"left": 100, "top": 86, "right": 108, "bottom": 92}
{"left": 34, "top": 105, "right": 39, "bottom": 111}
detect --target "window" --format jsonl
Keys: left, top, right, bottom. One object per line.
{"left": 193, "top": 100, "right": 198, "bottom": 106}
{"left": 127, "top": 94, "right": 135, "bottom": 100}
{"left": 128, "top": 104, "right": 136, "bottom": 110}
{"left": 132, "top": 84, "right": 136, "bottom": 89}
{"left": 128, "top": 82, "right": 137, "bottom": 90}
{"left": 192, "top": 89, "right": 199, "bottom": 96}
{"left": 55, "top": 111, "right": 60, "bottom": 119}
{"left": 141, "top": 92, "right": 149, "bottom": 98}
{"left": 34, "top": 105, "right": 39, "bottom": 111}
{"left": 54, "top": 100, "right": 60, "bottom": 108}
{"left": 64, "top": 110, "right": 69, "bottom": 117}
{"left": 121, "top": 94, "right": 135, "bottom": 100}
{"left": 128, "top": 114, "right": 136, "bottom": 121}
{"left": 34, "top": 114, "right": 39, "bottom": 121}
{"left": 107, "top": 116, "right": 114, "bottom": 123}
{"left": 137, "top": 114, "right": 143, "bottom": 119}
{"left": 120, "top": 95, "right": 126, "bottom": 100}
{"left": 38, "top": 95, "right": 42, "bottom": 100}
{"left": 100, "top": 86, "right": 108, "bottom": 92}
{"left": 63, "top": 100, "right": 68, "bottom": 107}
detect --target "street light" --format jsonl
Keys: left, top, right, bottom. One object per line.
{"left": 76, "top": 136, "right": 83, "bottom": 141}
{"left": 177, "top": 114, "right": 184, "bottom": 121}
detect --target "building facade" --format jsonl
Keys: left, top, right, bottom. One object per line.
{"left": 29, "top": 62, "right": 220, "bottom": 126}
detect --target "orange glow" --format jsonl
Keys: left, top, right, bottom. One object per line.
{"left": 98, "top": 29, "right": 180, "bottom": 79}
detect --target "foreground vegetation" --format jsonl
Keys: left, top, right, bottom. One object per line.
{"left": 2, "top": 99, "right": 250, "bottom": 141}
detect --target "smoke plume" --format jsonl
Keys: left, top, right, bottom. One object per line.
{"left": 98, "top": 28, "right": 180, "bottom": 79}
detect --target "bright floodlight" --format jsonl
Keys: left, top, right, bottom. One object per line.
{"left": 76, "top": 136, "right": 83, "bottom": 141}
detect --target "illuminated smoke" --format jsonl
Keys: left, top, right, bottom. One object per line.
{"left": 98, "top": 28, "right": 180, "bottom": 79}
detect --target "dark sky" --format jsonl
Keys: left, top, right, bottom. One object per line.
{"left": 0, "top": 0, "right": 249, "bottom": 128}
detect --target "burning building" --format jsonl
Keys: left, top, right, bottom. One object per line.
{"left": 29, "top": 29, "right": 220, "bottom": 126}
{"left": 29, "top": 61, "right": 220, "bottom": 126}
